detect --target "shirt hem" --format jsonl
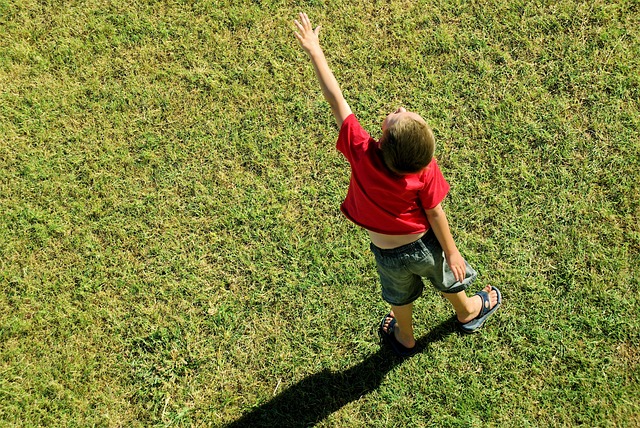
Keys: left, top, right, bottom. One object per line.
{"left": 340, "top": 206, "right": 429, "bottom": 236}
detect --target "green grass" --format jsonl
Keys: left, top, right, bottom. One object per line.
{"left": 1, "top": 0, "right": 639, "bottom": 426}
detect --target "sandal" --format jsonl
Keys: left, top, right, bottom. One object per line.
{"left": 378, "top": 313, "right": 419, "bottom": 357}
{"left": 458, "top": 286, "right": 502, "bottom": 334}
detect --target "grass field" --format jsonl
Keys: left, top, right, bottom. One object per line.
{"left": 1, "top": 0, "right": 639, "bottom": 426}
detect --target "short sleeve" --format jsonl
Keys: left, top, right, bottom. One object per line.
{"left": 418, "top": 159, "right": 450, "bottom": 210}
{"left": 336, "top": 114, "right": 373, "bottom": 161}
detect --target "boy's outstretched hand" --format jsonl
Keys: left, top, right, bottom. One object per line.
{"left": 294, "top": 12, "right": 321, "bottom": 56}
{"left": 293, "top": 12, "right": 352, "bottom": 127}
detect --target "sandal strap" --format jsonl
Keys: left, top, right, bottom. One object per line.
{"left": 476, "top": 290, "right": 491, "bottom": 317}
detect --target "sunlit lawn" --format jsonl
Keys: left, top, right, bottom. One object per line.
{"left": 1, "top": 0, "right": 638, "bottom": 426}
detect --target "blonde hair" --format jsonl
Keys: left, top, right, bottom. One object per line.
{"left": 380, "top": 117, "right": 435, "bottom": 174}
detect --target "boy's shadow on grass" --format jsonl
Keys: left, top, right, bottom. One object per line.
{"left": 226, "top": 316, "right": 458, "bottom": 427}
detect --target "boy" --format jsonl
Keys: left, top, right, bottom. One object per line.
{"left": 294, "top": 13, "right": 501, "bottom": 357}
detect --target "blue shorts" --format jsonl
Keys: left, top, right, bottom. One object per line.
{"left": 369, "top": 229, "right": 477, "bottom": 306}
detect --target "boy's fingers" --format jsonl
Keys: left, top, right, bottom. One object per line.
{"left": 296, "top": 13, "right": 318, "bottom": 36}
{"left": 295, "top": 18, "right": 311, "bottom": 32}
{"left": 302, "top": 12, "right": 312, "bottom": 29}
{"left": 451, "top": 266, "right": 462, "bottom": 282}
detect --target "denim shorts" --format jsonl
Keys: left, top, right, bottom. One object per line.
{"left": 369, "top": 229, "right": 477, "bottom": 306}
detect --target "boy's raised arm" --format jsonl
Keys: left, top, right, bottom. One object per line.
{"left": 294, "top": 12, "right": 352, "bottom": 128}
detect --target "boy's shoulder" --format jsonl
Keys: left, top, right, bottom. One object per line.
{"left": 337, "top": 113, "right": 375, "bottom": 152}
{"left": 338, "top": 112, "right": 359, "bottom": 131}
{"left": 421, "top": 158, "right": 445, "bottom": 179}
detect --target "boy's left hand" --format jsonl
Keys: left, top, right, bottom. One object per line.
{"left": 446, "top": 251, "right": 467, "bottom": 283}
{"left": 294, "top": 12, "right": 321, "bottom": 56}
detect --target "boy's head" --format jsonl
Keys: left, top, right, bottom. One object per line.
{"left": 379, "top": 107, "right": 435, "bottom": 175}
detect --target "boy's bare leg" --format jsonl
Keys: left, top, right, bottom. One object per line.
{"left": 382, "top": 303, "right": 416, "bottom": 349}
{"left": 443, "top": 285, "right": 499, "bottom": 323}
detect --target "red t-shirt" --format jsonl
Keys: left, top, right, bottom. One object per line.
{"left": 336, "top": 114, "right": 450, "bottom": 235}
